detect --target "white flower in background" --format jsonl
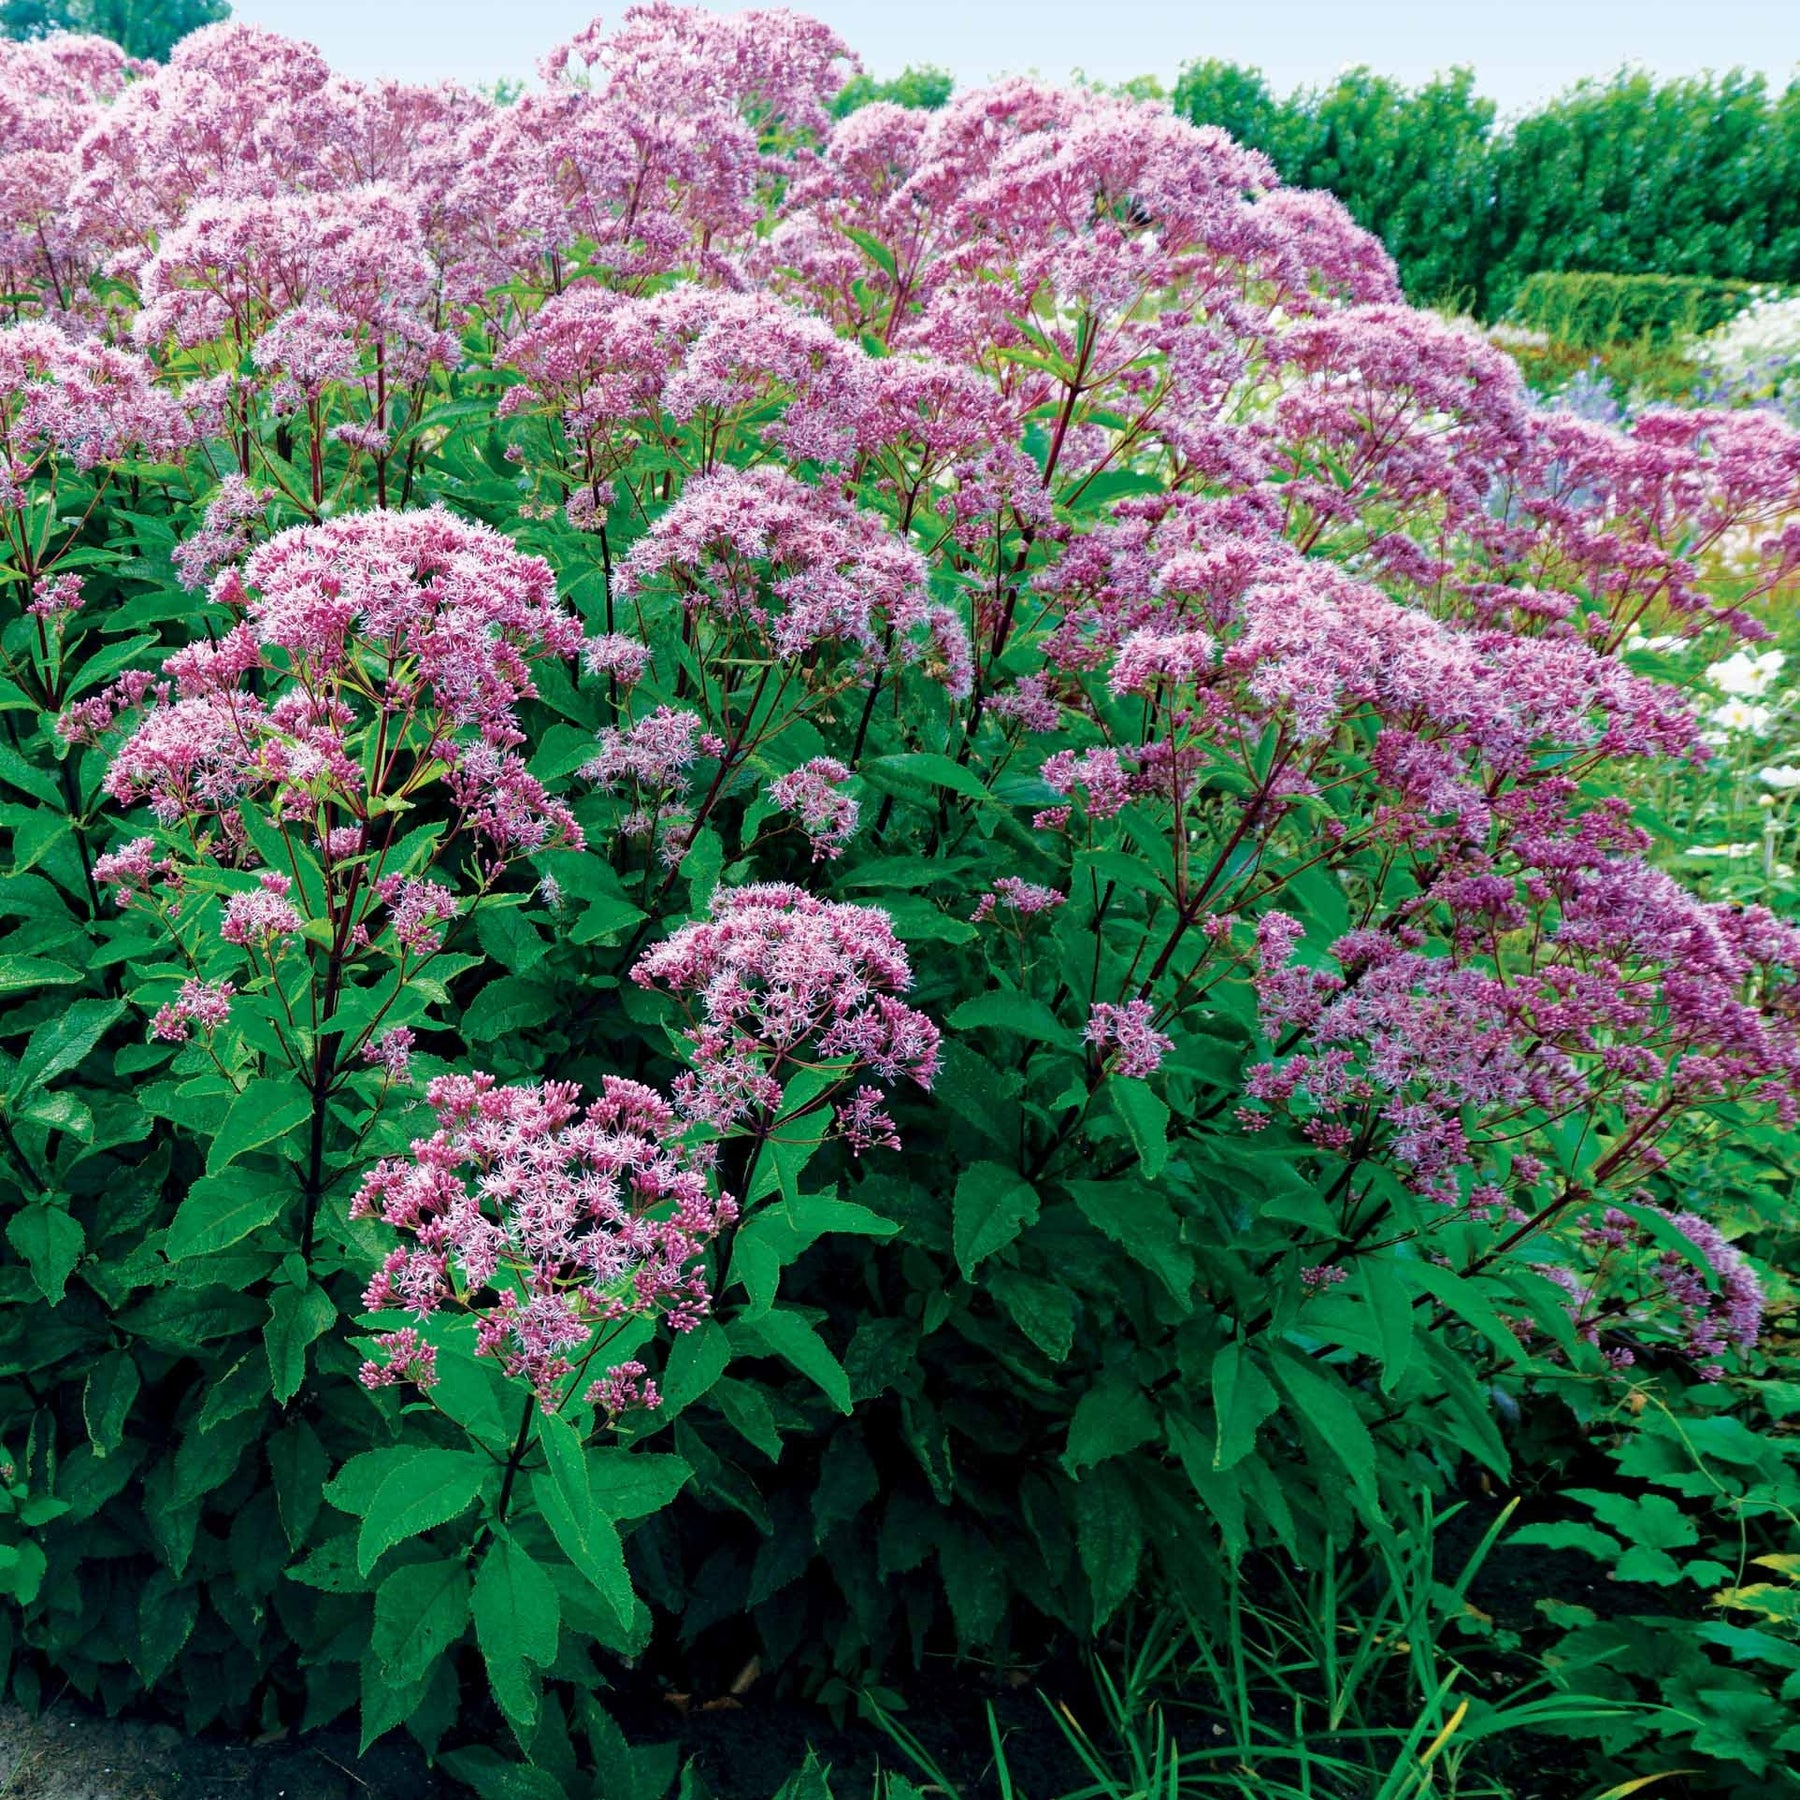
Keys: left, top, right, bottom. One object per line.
{"left": 1706, "top": 648, "right": 1785, "bottom": 697}
{"left": 1486, "top": 321, "right": 1551, "bottom": 350}
{"left": 1687, "top": 843, "right": 1760, "bottom": 858}
{"left": 1759, "top": 765, "right": 1800, "bottom": 791}
{"left": 1709, "top": 699, "right": 1775, "bottom": 737}
{"left": 1626, "top": 632, "right": 1686, "bottom": 654}
{"left": 1697, "top": 292, "right": 1800, "bottom": 391}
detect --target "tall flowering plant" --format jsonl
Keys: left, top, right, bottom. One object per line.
{"left": 0, "top": 7, "right": 1794, "bottom": 1789}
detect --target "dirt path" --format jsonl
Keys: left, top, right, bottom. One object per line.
{"left": 0, "top": 1703, "right": 449, "bottom": 1800}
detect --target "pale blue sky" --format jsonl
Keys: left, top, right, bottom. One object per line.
{"left": 234, "top": 0, "right": 1800, "bottom": 113}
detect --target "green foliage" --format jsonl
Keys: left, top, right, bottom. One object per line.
{"left": 829, "top": 65, "right": 953, "bottom": 119}
{"left": 0, "top": 33, "right": 1797, "bottom": 1800}
{"left": 1177, "top": 61, "right": 1495, "bottom": 306}
{"left": 0, "top": 0, "right": 228, "bottom": 61}
{"left": 1509, "top": 271, "right": 1761, "bottom": 351}
{"left": 1174, "top": 59, "right": 1800, "bottom": 315}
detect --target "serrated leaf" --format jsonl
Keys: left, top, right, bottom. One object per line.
{"left": 473, "top": 1535, "right": 559, "bottom": 1732}
{"left": 264, "top": 1283, "right": 336, "bottom": 1404}
{"left": 1405, "top": 1260, "right": 1528, "bottom": 1366}
{"left": 953, "top": 1161, "right": 1039, "bottom": 1276}
{"left": 8, "top": 998, "right": 123, "bottom": 1103}
{"left": 1067, "top": 1179, "right": 1195, "bottom": 1302}
{"left": 1271, "top": 1348, "right": 1381, "bottom": 1515}
{"left": 531, "top": 1470, "right": 635, "bottom": 1628}
{"left": 734, "top": 1307, "right": 852, "bottom": 1413}
{"left": 1110, "top": 1077, "right": 1170, "bottom": 1178}
{"left": 989, "top": 1270, "right": 1076, "bottom": 1361}
{"left": 372, "top": 1559, "right": 470, "bottom": 1684}
{"left": 0, "top": 956, "right": 82, "bottom": 1000}
{"left": 660, "top": 1319, "right": 730, "bottom": 1416}
{"left": 1210, "top": 1341, "right": 1279, "bottom": 1471}
{"left": 1064, "top": 1376, "right": 1158, "bottom": 1474}
{"left": 462, "top": 977, "right": 560, "bottom": 1042}
{"left": 206, "top": 1078, "right": 311, "bottom": 1175}
{"left": 355, "top": 1448, "right": 489, "bottom": 1575}
{"left": 949, "top": 991, "right": 1075, "bottom": 1046}
{"left": 587, "top": 1450, "right": 691, "bottom": 1522}
{"left": 6, "top": 1204, "right": 83, "bottom": 1304}
{"left": 84, "top": 1349, "right": 139, "bottom": 1456}
{"left": 1074, "top": 1463, "right": 1141, "bottom": 1627}
{"left": 1359, "top": 1258, "right": 1417, "bottom": 1393}
{"left": 166, "top": 1169, "right": 287, "bottom": 1260}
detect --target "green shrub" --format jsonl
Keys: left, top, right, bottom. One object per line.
{"left": 829, "top": 65, "right": 953, "bottom": 119}
{"left": 1507, "top": 271, "right": 1765, "bottom": 352}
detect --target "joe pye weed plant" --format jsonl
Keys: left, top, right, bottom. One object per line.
{"left": 0, "top": 7, "right": 1793, "bottom": 1794}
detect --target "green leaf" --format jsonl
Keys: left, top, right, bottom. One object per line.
{"left": 372, "top": 1559, "right": 471, "bottom": 1685}
{"left": 1067, "top": 1179, "right": 1195, "bottom": 1302}
{"left": 440, "top": 1752, "right": 568, "bottom": 1800}
{"left": 949, "top": 991, "right": 1075, "bottom": 1047}
{"left": 1110, "top": 1077, "right": 1170, "bottom": 1178}
{"left": 531, "top": 1470, "right": 635, "bottom": 1629}
{"left": 952, "top": 1161, "right": 1039, "bottom": 1277}
{"left": 1508, "top": 1520, "right": 1623, "bottom": 1560}
{"left": 1167, "top": 1414, "right": 1248, "bottom": 1561}
{"left": 1359, "top": 1259, "right": 1417, "bottom": 1393}
{"left": 355, "top": 1448, "right": 490, "bottom": 1576}
{"left": 1271, "top": 1348, "right": 1381, "bottom": 1515}
{"left": 0, "top": 956, "right": 82, "bottom": 1000}
{"left": 569, "top": 895, "right": 648, "bottom": 946}
{"left": 8, "top": 998, "right": 123, "bottom": 1104}
{"left": 1405, "top": 1261, "right": 1528, "bottom": 1366}
{"left": 1210, "top": 1342, "right": 1279, "bottom": 1471}
{"left": 473, "top": 1536, "right": 559, "bottom": 1730}
{"left": 587, "top": 1450, "right": 692, "bottom": 1522}
{"left": 733, "top": 1307, "right": 852, "bottom": 1413}
{"left": 863, "top": 751, "right": 994, "bottom": 807}
{"left": 462, "top": 977, "right": 560, "bottom": 1043}
{"left": 166, "top": 1169, "right": 287, "bottom": 1260}
{"left": 205, "top": 1078, "right": 311, "bottom": 1175}
{"left": 660, "top": 1319, "right": 731, "bottom": 1417}
{"left": 1064, "top": 1376, "right": 1159, "bottom": 1474}
{"left": 0, "top": 740, "right": 63, "bottom": 807}
{"left": 264, "top": 1283, "right": 336, "bottom": 1404}
{"left": 715, "top": 1378, "right": 783, "bottom": 1459}
{"left": 1612, "top": 1544, "right": 1685, "bottom": 1585}
{"left": 988, "top": 1270, "right": 1076, "bottom": 1361}
{"left": 84, "top": 1349, "right": 139, "bottom": 1456}
{"left": 1073, "top": 1463, "right": 1142, "bottom": 1627}
{"left": 1568, "top": 1489, "right": 1699, "bottom": 1552}
{"left": 6, "top": 1204, "right": 83, "bottom": 1304}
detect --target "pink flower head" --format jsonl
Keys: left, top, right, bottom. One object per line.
{"left": 27, "top": 572, "right": 83, "bottom": 618}
{"left": 970, "top": 877, "right": 1065, "bottom": 923}
{"left": 1085, "top": 998, "right": 1173, "bottom": 1079}
{"left": 150, "top": 977, "right": 235, "bottom": 1044}
{"left": 351, "top": 1072, "right": 737, "bottom": 1408}
{"left": 220, "top": 871, "right": 302, "bottom": 946}
{"left": 363, "top": 1026, "right": 416, "bottom": 1082}
{"left": 99, "top": 508, "right": 585, "bottom": 867}
{"left": 768, "top": 757, "right": 859, "bottom": 860}
{"left": 619, "top": 464, "right": 965, "bottom": 683}
{"left": 582, "top": 633, "right": 654, "bottom": 685}
{"left": 632, "top": 883, "right": 939, "bottom": 1135}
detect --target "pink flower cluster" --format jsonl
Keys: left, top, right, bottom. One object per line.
{"left": 620, "top": 463, "right": 969, "bottom": 692}
{"left": 151, "top": 977, "right": 235, "bottom": 1044}
{"left": 351, "top": 1072, "right": 737, "bottom": 1411}
{"left": 631, "top": 883, "right": 939, "bottom": 1135}
{"left": 767, "top": 758, "right": 859, "bottom": 861}
{"left": 1085, "top": 999, "right": 1175, "bottom": 1079}
{"left": 80, "top": 507, "right": 584, "bottom": 861}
